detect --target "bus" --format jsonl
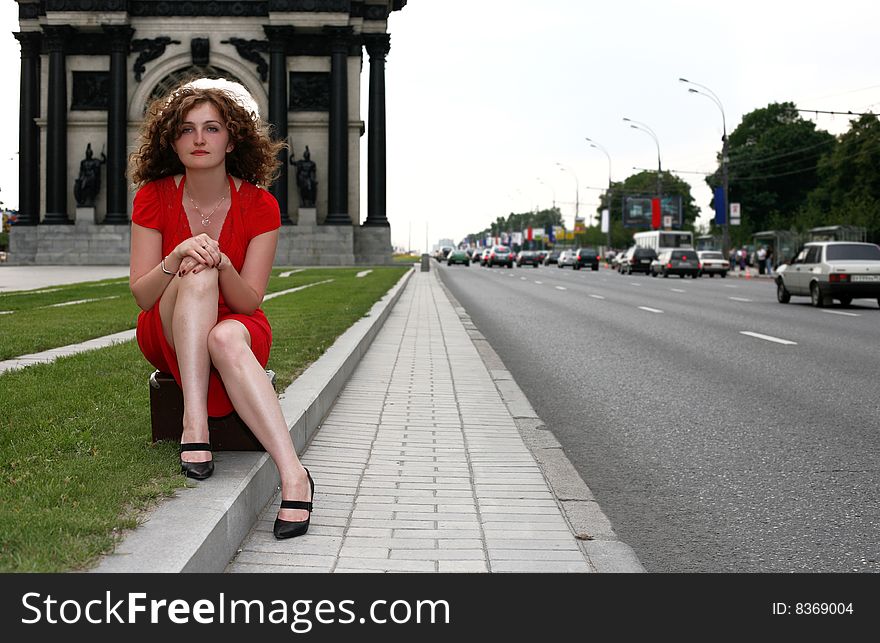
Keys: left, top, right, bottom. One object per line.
{"left": 633, "top": 229, "right": 694, "bottom": 253}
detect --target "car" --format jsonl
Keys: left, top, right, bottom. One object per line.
{"left": 535, "top": 249, "right": 548, "bottom": 264}
{"left": 516, "top": 250, "right": 541, "bottom": 267}
{"left": 697, "top": 250, "right": 729, "bottom": 277}
{"left": 557, "top": 249, "right": 577, "bottom": 268}
{"left": 543, "top": 250, "right": 561, "bottom": 266}
{"left": 775, "top": 241, "right": 880, "bottom": 308}
{"left": 620, "top": 247, "right": 657, "bottom": 274}
{"left": 486, "top": 245, "right": 514, "bottom": 268}
{"left": 651, "top": 249, "right": 701, "bottom": 278}
{"left": 447, "top": 249, "right": 469, "bottom": 266}
{"left": 573, "top": 247, "right": 600, "bottom": 271}
{"left": 479, "top": 248, "right": 492, "bottom": 265}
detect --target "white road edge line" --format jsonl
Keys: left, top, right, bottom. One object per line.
{"left": 638, "top": 306, "right": 663, "bottom": 314}
{"left": 739, "top": 331, "right": 797, "bottom": 345}
{"left": 821, "top": 309, "right": 861, "bottom": 317}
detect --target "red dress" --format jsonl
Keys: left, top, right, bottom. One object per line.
{"left": 133, "top": 175, "right": 281, "bottom": 418}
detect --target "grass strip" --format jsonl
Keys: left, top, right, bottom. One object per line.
{"left": 0, "top": 268, "right": 343, "bottom": 361}
{"left": 0, "top": 266, "right": 407, "bottom": 571}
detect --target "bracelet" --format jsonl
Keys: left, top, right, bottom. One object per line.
{"left": 160, "top": 256, "right": 175, "bottom": 275}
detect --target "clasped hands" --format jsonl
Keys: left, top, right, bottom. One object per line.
{"left": 173, "top": 233, "right": 230, "bottom": 276}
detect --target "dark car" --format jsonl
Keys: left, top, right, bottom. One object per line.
{"left": 651, "top": 249, "right": 701, "bottom": 278}
{"left": 516, "top": 250, "right": 541, "bottom": 267}
{"left": 487, "top": 245, "right": 514, "bottom": 268}
{"left": 543, "top": 250, "right": 562, "bottom": 266}
{"left": 573, "top": 247, "right": 600, "bottom": 271}
{"left": 621, "top": 247, "right": 657, "bottom": 274}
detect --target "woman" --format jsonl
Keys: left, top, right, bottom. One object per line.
{"left": 128, "top": 78, "right": 313, "bottom": 539}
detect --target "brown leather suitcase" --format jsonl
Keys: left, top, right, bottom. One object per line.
{"left": 148, "top": 370, "right": 274, "bottom": 451}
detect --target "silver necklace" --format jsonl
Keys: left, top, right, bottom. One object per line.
{"left": 185, "top": 183, "right": 229, "bottom": 227}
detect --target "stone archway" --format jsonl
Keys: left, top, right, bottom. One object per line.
{"left": 147, "top": 66, "right": 253, "bottom": 109}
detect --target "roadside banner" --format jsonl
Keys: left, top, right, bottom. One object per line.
{"left": 714, "top": 186, "right": 726, "bottom": 224}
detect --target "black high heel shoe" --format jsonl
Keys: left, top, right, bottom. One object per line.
{"left": 274, "top": 468, "right": 314, "bottom": 540}
{"left": 179, "top": 443, "right": 214, "bottom": 480}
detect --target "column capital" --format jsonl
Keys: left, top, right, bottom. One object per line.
{"left": 363, "top": 33, "right": 390, "bottom": 59}
{"left": 102, "top": 25, "right": 135, "bottom": 51}
{"left": 324, "top": 25, "right": 354, "bottom": 51}
{"left": 263, "top": 25, "right": 295, "bottom": 51}
{"left": 13, "top": 31, "right": 42, "bottom": 57}
{"left": 42, "top": 25, "right": 74, "bottom": 51}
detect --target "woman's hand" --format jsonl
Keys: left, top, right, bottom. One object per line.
{"left": 172, "top": 233, "right": 221, "bottom": 270}
{"left": 171, "top": 233, "right": 220, "bottom": 268}
{"left": 179, "top": 251, "right": 231, "bottom": 276}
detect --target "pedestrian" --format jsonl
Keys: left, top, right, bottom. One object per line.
{"left": 128, "top": 78, "right": 314, "bottom": 540}
{"left": 757, "top": 246, "right": 767, "bottom": 275}
{"left": 766, "top": 248, "right": 774, "bottom": 275}
{"left": 739, "top": 247, "right": 747, "bottom": 272}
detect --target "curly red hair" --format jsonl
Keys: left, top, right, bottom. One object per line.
{"left": 129, "top": 80, "right": 285, "bottom": 187}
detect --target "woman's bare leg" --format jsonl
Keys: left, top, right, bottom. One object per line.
{"left": 162, "top": 269, "right": 219, "bottom": 464}
{"left": 208, "top": 320, "right": 310, "bottom": 521}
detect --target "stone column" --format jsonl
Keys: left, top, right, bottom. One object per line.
{"left": 44, "top": 26, "right": 72, "bottom": 224}
{"left": 364, "top": 34, "right": 390, "bottom": 227}
{"left": 264, "top": 26, "right": 292, "bottom": 224}
{"left": 104, "top": 25, "right": 135, "bottom": 224}
{"left": 13, "top": 32, "right": 40, "bottom": 225}
{"left": 325, "top": 27, "right": 352, "bottom": 225}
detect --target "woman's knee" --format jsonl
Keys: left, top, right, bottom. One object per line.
{"left": 177, "top": 267, "right": 219, "bottom": 297}
{"left": 207, "top": 322, "right": 251, "bottom": 364}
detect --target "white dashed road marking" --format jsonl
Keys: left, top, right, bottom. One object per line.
{"left": 589, "top": 294, "right": 605, "bottom": 300}
{"left": 821, "top": 309, "right": 860, "bottom": 317}
{"left": 535, "top": 281, "right": 543, "bottom": 285}
{"left": 555, "top": 286, "right": 567, "bottom": 291}
{"left": 638, "top": 306, "right": 663, "bottom": 314}
{"left": 263, "top": 279, "right": 334, "bottom": 301}
{"left": 729, "top": 296, "right": 752, "bottom": 302}
{"left": 47, "top": 296, "right": 120, "bottom": 308}
{"left": 739, "top": 331, "right": 797, "bottom": 345}
{"left": 670, "top": 288, "right": 686, "bottom": 293}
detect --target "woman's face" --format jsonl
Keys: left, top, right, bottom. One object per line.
{"left": 172, "top": 101, "right": 233, "bottom": 171}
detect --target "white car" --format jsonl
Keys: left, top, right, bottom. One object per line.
{"left": 697, "top": 250, "right": 729, "bottom": 278}
{"left": 557, "top": 250, "right": 576, "bottom": 268}
{"left": 776, "top": 241, "right": 880, "bottom": 308}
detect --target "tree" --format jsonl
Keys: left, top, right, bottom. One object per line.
{"left": 469, "top": 207, "right": 564, "bottom": 244}
{"left": 707, "top": 102, "right": 836, "bottom": 234}
{"left": 784, "top": 114, "right": 880, "bottom": 242}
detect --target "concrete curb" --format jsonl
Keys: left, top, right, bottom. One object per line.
{"left": 92, "top": 267, "right": 414, "bottom": 573}
{"left": 435, "top": 268, "right": 645, "bottom": 573}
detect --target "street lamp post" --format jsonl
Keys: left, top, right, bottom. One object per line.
{"left": 679, "top": 77, "right": 729, "bottom": 253}
{"left": 622, "top": 117, "right": 662, "bottom": 199}
{"left": 585, "top": 136, "right": 612, "bottom": 249}
{"left": 555, "top": 162, "right": 579, "bottom": 242}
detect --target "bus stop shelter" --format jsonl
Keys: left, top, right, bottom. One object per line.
{"left": 753, "top": 230, "right": 799, "bottom": 267}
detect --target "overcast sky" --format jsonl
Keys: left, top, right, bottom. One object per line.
{"left": 3, "top": 1, "right": 879, "bottom": 253}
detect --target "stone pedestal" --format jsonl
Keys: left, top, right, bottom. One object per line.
{"left": 354, "top": 224, "right": 393, "bottom": 265}
{"left": 276, "top": 225, "right": 355, "bottom": 265}
{"left": 7, "top": 220, "right": 130, "bottom": 265}
{"left": 298, "top": 207, "right": 317, "bottom": 226}
{"left": 75, "top": 206, "right": 96, "bottom": 227}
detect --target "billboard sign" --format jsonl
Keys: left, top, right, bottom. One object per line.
{"left": 623, "top": 195, "right": 683, "bottom": 228}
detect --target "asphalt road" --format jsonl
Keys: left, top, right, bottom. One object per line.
{"left": 437, "top": 260, "right": 880, "bottom": 573}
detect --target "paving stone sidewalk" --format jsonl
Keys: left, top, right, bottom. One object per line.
{"left": 226, "top": 268, "right": 600, "bottom": 573}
